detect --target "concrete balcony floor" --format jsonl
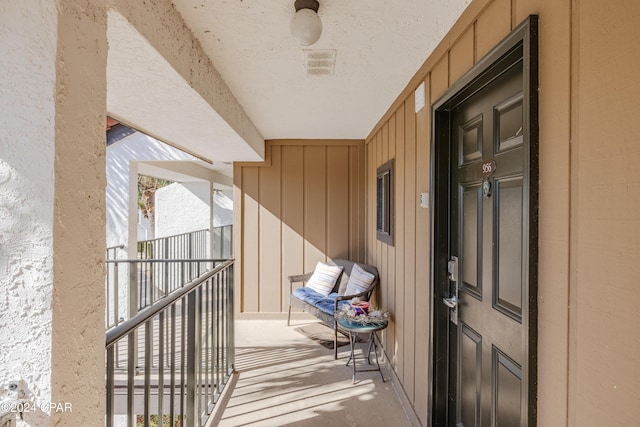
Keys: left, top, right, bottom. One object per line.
{"left": 216, "top": 319, "right": 412, "bottom": 427}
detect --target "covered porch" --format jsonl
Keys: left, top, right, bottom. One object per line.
{"left": 217, "top": 319, "right": 411, "bottom": 427}
{"left": 2, "top": 0, "right": 640, "bottom": 426}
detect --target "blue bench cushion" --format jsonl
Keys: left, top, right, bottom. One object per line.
{"left": 293, "top": 287, "right": 351, "bottom": 315}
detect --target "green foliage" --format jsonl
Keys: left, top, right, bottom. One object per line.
{"left": 136, "top": 414, "right": 182, "bottom": 427}
{"left": 136, "top": 240, "right": 154, "bottom": 258}
{"left": 138, "top": 175, "right": 172, "bottom": 220}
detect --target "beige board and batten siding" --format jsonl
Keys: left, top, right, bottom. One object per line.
{"left": 234, "top": 140, "right": 366, "bottom": 316}
{"left": 569, "top": 1, "right": 640, "bottom": 425}
{"left": 367, "top": 0, "right": 640, "bottom": 425}
{"left": 365, "top": 0, "right": 572, "bottom": 424}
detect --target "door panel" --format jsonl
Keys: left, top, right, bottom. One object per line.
{"left": 494, "top": 348, "right": 522, "bottom": 426}
{"left": 461, "top": 185, "right": 482, "bottom": 298}
{"left": 460, "top": 115, "right": 484, "bottom": 164}
{"left": 460, "top": 324, "right": 482, "bottom": 427}
{"left": 494, "top": 177, "right": 523, "bottom": 319}
{"left": 495, "top": 94, "right": 524, "bottom": 153}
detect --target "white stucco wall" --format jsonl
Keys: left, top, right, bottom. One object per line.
{"left": 214, "top": 190, "right": 234, "bottom": 227}
{"left": 2, "top": 1, "right": 108, "bottom": 426}
{"left": 155, "top": 182, "right": 210, "bottom": 238}
{"left": 0, "top": 2, "right": 57, "bottom": 425}
{"left": 155, "top": 184, "right": 233, "bottom": 238}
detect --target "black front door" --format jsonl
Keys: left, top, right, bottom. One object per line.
{"left": 450, "top": 58, "right": 525, "bottom": 427}
{"left": 432, "top": 16, "right": 538, "bottom": 427}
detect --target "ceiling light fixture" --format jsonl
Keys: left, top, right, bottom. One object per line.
{"left": 290, "top": 0, "right": 322, "bottom": 46}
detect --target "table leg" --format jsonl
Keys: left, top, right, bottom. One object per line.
{"left": 366, "top": 332, "right": 374, "bottom": 364}
{"left": 345, "top": 332, "right": 354, "bottom": 366}
{"left": 349, "top": 331, "right": 356, "bottom": 383}
{"left": 372, "top": 331, "right": 385, "bottom": 382}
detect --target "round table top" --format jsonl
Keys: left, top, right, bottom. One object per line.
{"left": 336, "top": 316, "right": 388, "bottom": 333}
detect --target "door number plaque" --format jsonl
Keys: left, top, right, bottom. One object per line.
{"left": 481, "top": 159, "right": 496, "bottom": 198}
{"left": 481, "top": 159, "right": 497, "bottom": 176}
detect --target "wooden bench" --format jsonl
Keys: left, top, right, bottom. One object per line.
{"left": 287, "top": 259, "right": 379, "bottom": 359}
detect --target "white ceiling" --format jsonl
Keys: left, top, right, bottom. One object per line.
{"left": 171, "top": 0, "right": 471, "bottom": 140}
{"left": 107, "top": 11, "right": 264, "bottom": 165}
{"left": 107, "top": 0, "right": 471, "bottom": 167}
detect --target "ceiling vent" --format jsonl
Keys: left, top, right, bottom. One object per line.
{"left": 303, "top": 49, "right": 336, "bottom": 75}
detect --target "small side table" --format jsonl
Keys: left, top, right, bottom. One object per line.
{"left": 336, "top": 317, "right": 388, "bottom": 384}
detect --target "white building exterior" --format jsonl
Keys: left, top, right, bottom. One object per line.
{"left": 106, "top": 130, "right": 233, "bottom": 257}
{"left": 106, "top": 130, "right": 195, "bottom": 255}
{"left": 155, "top": 183, "right": 233, "bottom": 238}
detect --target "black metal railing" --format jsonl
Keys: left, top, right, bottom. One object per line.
{"left": 106, "top": 244, "right": 126, "bottom": 261}
{"left": 105, "top": 258, "right": 229, "bottom": 329}
{"left": 105, "top": 259, "right": 235, "bottom": 427}
{"left": 105, "top": 227, "right": 233, "bottom": 328}
{"left": 137, "top": 226, "right": 232, "bottom": 261}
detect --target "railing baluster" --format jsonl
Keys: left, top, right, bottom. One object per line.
{"left": 186, "top": 288, "right": 197, "bottom": 427}
{"left": 158, "top": 311, "right": 164, "bottom": 427}
{"left": 198, "top": 284, "right": 204, "bottom": 420}
{"left": 205, "top": 278, "right": 210, "bottom": 413}
{"left": 221, "top": 271, "right": 226, "bottom": 385}
{"left": 130, "top": 261, "right": 139, "bottom": 370}
{"left": 225, "top": 269, "right": 230, "bottom": 378}
{"left": 148, "top": 261, "right": 155, "bottom": 376}
{"left": 166, "top": 304, "right": 171, "bottom": 370}
{"left": 144, "top": 320, "right": 151, "bottom": 426}
{"left": 114, "top": 262, "right": 119, "bottom": 327}
{"left": 151, "top": 258, "right": 157, "bottom": 306}
{"left": 145, "top": 259, "right": 151, "bottom": 309}
{"left": 127, "top": 332, "right": 135, "bottom": 427}
{"left": 106, "top": 264, "right": 111, "bottom": 328}
{"left": 113, "top": 262, "right": 120, "bottom": 368}
{"left": 226, "top": 265, "right": 236, "bottom": 375}
{"left": 213, "top": 273, "right": 218, "bottom": 393}
{"left": 221, "top": 270, "right": 227, "bottom": 382}
{"left": 170, "top": 304, "right": 176, "bottom": 427}
{"left": 216, "top": 273, "right": 221, "bottom": 401}
{"left": 106, "top": 346, "right": 114, "bottom": 427}
{"left": 129, "top": 261, "right": 138, "bottom": 317}
{"left": 164, "top": 240, "right": 169, "bottom": 297}
{"left": 181, "top": 294, "right": 186, "bottom": 425}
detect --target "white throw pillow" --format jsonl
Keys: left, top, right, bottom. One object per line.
{"left": 306, "top": 262, "right": 344, "bottom": 296}
{"left": 345, "top": 263, "right": 375, "bottom": 296}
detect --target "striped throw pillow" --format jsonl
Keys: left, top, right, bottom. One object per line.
{"left": 345, "top": 264, "right": 375, "bottom": 296}
{"left": 306, "top": 262, "right": 344, "bottom": 296}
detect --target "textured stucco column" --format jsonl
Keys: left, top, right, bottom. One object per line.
{"left": 0, "top": 0, "right": 107, "bottom": 426}
{"left": 51, "top": 0, "right": 108, "bottom": 425}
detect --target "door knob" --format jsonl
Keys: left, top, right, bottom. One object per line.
{"left": 443, "top": 295, "right": 457, "bottom": 308}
